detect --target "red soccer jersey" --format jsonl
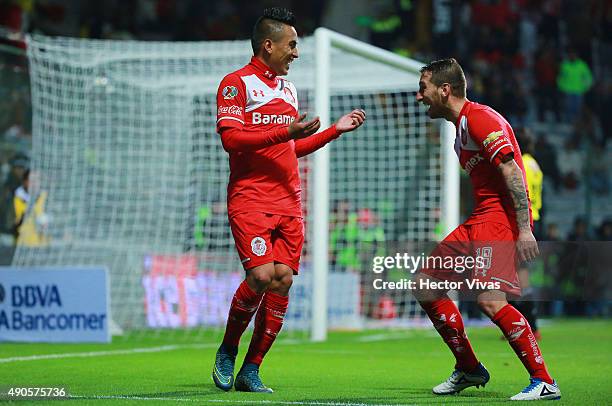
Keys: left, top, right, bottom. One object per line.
{"left": 454, "top": 100, "right": 532, "bottom": 232}
{"left": 216, "top": 57, "right": 302, "bottom": 218}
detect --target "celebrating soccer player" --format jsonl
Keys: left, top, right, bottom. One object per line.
{"left": 413, "top": 58, "right": 560, "bottom": 401}
{"left": 212, "top": 7, "right": 366, "bottom": 393}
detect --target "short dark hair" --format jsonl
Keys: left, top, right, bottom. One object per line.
{"left": 251, "top": 7, "right": 296, "bottom": 55}
{"left": 420, "top": 58, "right": 467, "bottom": 98}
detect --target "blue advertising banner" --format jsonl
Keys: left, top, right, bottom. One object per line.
{"left": 0, "top": 267, "right": 110, "bottom": 343}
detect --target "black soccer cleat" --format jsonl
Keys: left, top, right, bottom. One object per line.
{"left": 234, "top": 363, "right": 273, "bottom": 393}
{"left": 432, "top": 362, "right": 490, "bottom": 395}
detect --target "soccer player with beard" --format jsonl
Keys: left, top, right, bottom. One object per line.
{"left": 413, "top": 58, "right": 561, "bottom": 401}
{"left": 212, "top": 7, "right": 365, "bottom": 393}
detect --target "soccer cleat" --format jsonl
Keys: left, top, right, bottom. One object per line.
{"left": 212, "top": 345, "right": 237, "bottom": 391}
{"left": 510, "top": 378, "right": 561, "bottom": 401}
{"left": 234, "top": 363, "right": 273, "bottom": 393}
{"left": 432, "top": 362, "right": 490, "bottom": 395}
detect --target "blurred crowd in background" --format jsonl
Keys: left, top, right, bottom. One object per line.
{"left": 0, "top": 0, "right": 610, "bottom": 246}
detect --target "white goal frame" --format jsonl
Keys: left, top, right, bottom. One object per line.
{"left": 310, "top": 28, "right": 459, "bottom": 341}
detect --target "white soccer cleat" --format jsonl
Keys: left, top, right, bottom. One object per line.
{"left": 510, "top": 378, "right": 561, "bottom": 401}
{"left": 432, "top": 362, "right": 490, "bottom": 395}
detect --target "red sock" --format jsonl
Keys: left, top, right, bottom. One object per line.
{"left": 222, "top": 280, "right": 263, "bottom": 348}
{"left": 492, "top": 304, "right": 553, "bottom": 384}
{"left": 421, "top": 297, "right": 480, "bottom": 372}
{"left": 244, "top": 291, "right": 289, "bottom": 366}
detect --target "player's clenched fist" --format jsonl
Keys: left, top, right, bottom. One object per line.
{"left": 288, "top": 113, "right": 321, "bottom": 139}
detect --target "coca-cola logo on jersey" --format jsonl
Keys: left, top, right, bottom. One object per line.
{"left": 218, "top": 105, "right": 243, "bottom": 116}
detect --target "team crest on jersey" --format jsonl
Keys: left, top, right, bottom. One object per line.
{"left": 251, "top": 237, "right": 267, "bottom": 256}
{"left": 483, "top": 130, "right": 503, "bottom": 147}
{"left": 222, "top": 86, "right": 238, "bottom": 99}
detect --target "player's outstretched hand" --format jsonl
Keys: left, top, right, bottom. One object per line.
{"left": 335, "top": 109, "right": 366, "bottom": 133}
{"left": 289, "top": 113, "right": 321, "bottom": 139}
{"left": 516, "top": 230, "right": 539, "bottom": 262}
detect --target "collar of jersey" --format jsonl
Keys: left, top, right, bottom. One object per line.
{"left": 456, "top": 99, "right": 472, "bottom": 127}
{"left": 249, "top": 56, "right": 278, "bottom": 84}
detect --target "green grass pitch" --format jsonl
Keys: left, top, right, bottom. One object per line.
{"left": 1, "top": 319, "right": 610, "bottom": 405}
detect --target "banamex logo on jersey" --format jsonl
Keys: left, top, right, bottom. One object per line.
{"left": 252, "top": 112, "right": 294, "bottom": 125}
{"left": 222, "top": 85, "right": 238, "bottom": 99}
{"left": 464, "top": 153, "right": 485, "bottom": 174}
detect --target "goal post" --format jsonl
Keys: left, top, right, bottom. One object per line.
{"left": 311, "top": 28, "right": 331, "bottom": 342}
{"left": 440, "top": 120, "right": 461, "bottom": 235}
{"left": 311, "top": 28, "right": 459, "bottom": 341}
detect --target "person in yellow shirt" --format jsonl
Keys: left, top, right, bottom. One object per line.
{"left": 13, "top": 170, "right": 49, "bottom": 246}
{"left": 512, "top": 129, "right": 543, "bottom": 339}
{"left": 523, "top": 140, "right": 543, "bottom": 235}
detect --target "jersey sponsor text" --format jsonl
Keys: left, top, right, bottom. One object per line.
{"left": 218, "top": 105, "right": 243, "bottom": 116}
{"left": 252, "top": 112, "right": 295, "bottom": 125}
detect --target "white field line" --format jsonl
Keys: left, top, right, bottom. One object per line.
{"left": 280, "top": 348, "right": 360, "bottom": 354}
{"left": 70, "top": 394, "right": 197, "bottom": 402}
{"left": 204, "top": 400, "right": 418, "bottom": 406}
{"left": 0, "top": 332, "right": 428, "bottom": 364}
{"left": 356, "top": 331, "right": 439, "bottom": 342}
{"left": 70, "top": 395, "right": 418, "bottom": 406}
{"left": 0, "top": 343, "right": 217, "bottom": 363}
{"left": 0, "top": 331, "right": 440, "bottom": 364}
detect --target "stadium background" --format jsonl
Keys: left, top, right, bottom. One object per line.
{"left": 0, "top": 1, "right": 611, "bottom": 404}
{"left": 2, "top": 0, "right": 610, "bottom": 314}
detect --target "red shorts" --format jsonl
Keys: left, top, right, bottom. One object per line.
{"left": 421, "top": 222, "right": 521, "bottom": 297}
{"left": 229, "top": 212, "right": 304, "bottom": 273}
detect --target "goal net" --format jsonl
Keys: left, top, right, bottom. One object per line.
{"left": 15, "top": 32, "right": 451, "bottom": 339}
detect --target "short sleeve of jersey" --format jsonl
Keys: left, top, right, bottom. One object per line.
{"left": 216, "top": 74, "right": 246, "bottom": 132}
{"left": 467, "top": 109, "right": 514, "bottom": 166}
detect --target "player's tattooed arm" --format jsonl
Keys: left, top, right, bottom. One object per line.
{"left": 498, "top": 157, "right": 539, "bottom": 261}
{"left": 498, "top": 159, "right": 530, "bottom": 232}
